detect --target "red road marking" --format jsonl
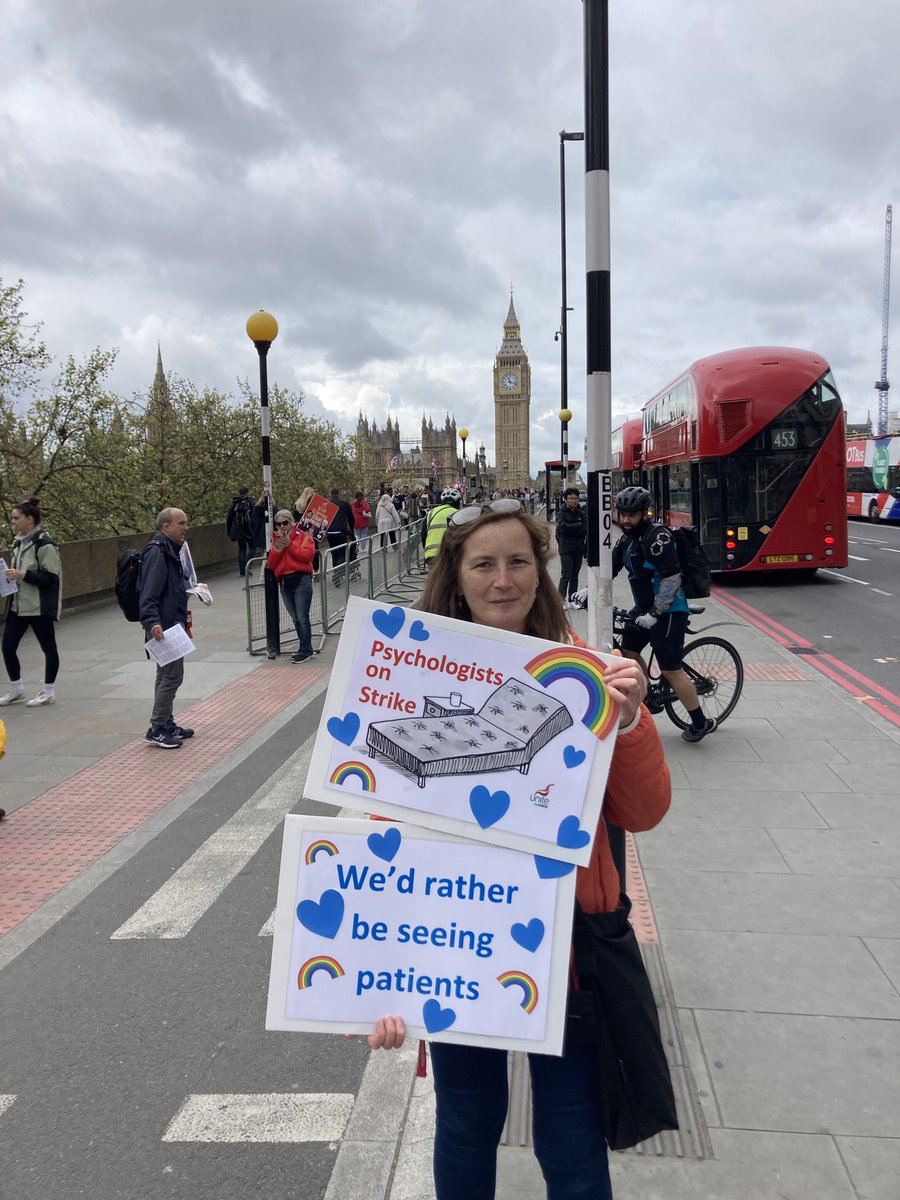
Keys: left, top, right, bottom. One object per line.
{"left": 712, "top": 587, "right": 900, "bottom": 728}
{"left": 0, "top": 667, "right": 329, "bottom": 938}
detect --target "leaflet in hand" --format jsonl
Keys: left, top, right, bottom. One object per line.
{"left": 0, "top": 558, "right": 18, "bottom": 597}
{"left": 145, "top": 623, "right": 196, "bottom": 666}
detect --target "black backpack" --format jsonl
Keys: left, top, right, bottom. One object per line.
{"left": 231, "top": 497, "right": 254, "bottom": 541}
{"left": 669, "top": 526, "right": 712, "bottom": 599}
{"left": 115, "top": 548, "right": 143, "bottom": 621}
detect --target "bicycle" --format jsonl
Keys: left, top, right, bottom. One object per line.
{"left": 612, "top": 605, "right": 744, "bottom": 730}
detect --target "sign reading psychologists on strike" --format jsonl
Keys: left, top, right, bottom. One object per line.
{"left": 304, "top": 597, "right": 621, "bottom": 866}
{"left": 266, "top": 816, "right": 576, "bottom": 1054}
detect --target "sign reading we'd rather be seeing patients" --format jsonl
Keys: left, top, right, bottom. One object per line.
{"left": 304, "top": 597, "right": 621, "bottom": 866}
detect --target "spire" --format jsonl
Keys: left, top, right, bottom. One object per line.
{"left": 505, "top": 288, "right": 518, "bottom": 331}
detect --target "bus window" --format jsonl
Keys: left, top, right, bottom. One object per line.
{"left": 698, "top": 462, "right": 723, "bottom": 569}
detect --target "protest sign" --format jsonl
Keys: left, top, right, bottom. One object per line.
{"left": 299, "top": 493, "right": 338, "bottom": 538}
{"left": 266, "top": 816, "right": 576, "bottom": 1054}
{"left": 304, "top": 597, "right": 620, "bottom": 865}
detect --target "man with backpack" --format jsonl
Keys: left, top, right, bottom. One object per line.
{"left": 226, "top": 486, "right": 256, "bottom": 577}
{"left": 138, "top": 507, "right": 194, "bottom": 749}
{"left": 612, "top": 486, "right": 716, "bottom": 743}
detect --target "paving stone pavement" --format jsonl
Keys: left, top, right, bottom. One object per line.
{"left": 1, "top": 560, "right": 899, "bottom": 1200}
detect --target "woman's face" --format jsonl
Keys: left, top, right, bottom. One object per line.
{"left": 457, "top": 517, "right": 539, "bottom": 635}
{"left": 11, "top": 508, "right": 35, "bottom": 534}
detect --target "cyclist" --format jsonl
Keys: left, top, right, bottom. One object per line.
{"left": 423, "top": 487, "right": 462, "bottom": 568}
{"left": 612, "top": 486, "right": 716, "bottom": 743}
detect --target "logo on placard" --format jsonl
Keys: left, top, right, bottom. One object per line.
{"left": 529, "top": 783, "right": 553, "bottom": 808}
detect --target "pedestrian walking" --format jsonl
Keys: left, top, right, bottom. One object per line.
{"left": 138, "top": 507, "right": 194, "bottom": 749}
{"left": 375, "top": 488, "right": 401, "bottom": 547}
{"left": 556, "top": 486, "right": 588, "bottom": 605}
{"left": 226, "top": 485, "right": 256, "bottom": 577}
{"left": 351, "top": 492, "right": 372, "bottom": 554}
{"left": 326, "top": 489, "right": 355, "bottom": 585}
{"left": 1, "top": 497, "right": 62, "bottom": 708}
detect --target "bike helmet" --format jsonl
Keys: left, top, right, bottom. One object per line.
{"left": 615, "top": 486, "right": 652, "bottom": 513}
{"left": 440, "top": 487, "right": 462, "bottom": 506}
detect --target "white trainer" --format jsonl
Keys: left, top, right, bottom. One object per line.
{"left": 0, "top": 691, "right": 25, "bottom": 706}
{"left": 25, "top": 692, "right": 55, "bottom": 707}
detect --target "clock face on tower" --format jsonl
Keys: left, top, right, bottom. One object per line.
{"left": 501, "top": 371, "right": 519, "bottom": 391}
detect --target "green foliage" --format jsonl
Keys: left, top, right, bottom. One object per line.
{"left": 0, "top": 278, "right": 360, "bottom": 543}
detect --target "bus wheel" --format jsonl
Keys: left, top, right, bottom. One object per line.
{"left": 868, "top": 501, "right": 880, "bottom": 523}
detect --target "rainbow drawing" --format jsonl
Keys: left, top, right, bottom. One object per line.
{"left": 524, "top": 646, "right": 618, "bottom": 740}
{"left": 329, "top": 761, "right": 377, "bottom": 791}
{"left": 297, "top": 955, "right": 345, "bottom": 989}
{"left": 304, "top": 839, "right": 340, "bottom": 865}
{"left": 497, "top": 970, "right": 539, "bottom": 1014}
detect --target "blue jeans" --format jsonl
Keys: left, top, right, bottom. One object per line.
{"left": 279, "top": 573, "right": 313, "bottom": 656}
{"left": 430, "top": 1041, "right": 612, "bottom": 1200}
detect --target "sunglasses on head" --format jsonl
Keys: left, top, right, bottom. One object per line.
{"left": 449, "top": 498, "right": 523, "bottom": 527}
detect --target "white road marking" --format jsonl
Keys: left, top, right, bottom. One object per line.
{"left": 881, "top": 546, "right": 900, "bottom": 553}
{"left": 112, "top": 736, "right": 319, "bottom": 939}
{"left": 0, "top": 1095, "right": 16, "bottom": 1117}
{"left": 871, "top": 588, "right": 894, "bottom": 596}
{"left": 162, "top": 1093, "right": 354, "bottom": 1143}
{"left": 847, "top": 554, "right": 870, "bottom": 561}
{"left": 820, "top": 570, "right": 870, "bottom": 585}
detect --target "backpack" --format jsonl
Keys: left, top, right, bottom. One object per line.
{"left": 230, "top": 497, "right": 254, "bottom": 541}
{"left": 115, "top": 548, "right": 143, "bottom": 621}
{"left": 669, "top": 526, "right": 711, "bottom": 599}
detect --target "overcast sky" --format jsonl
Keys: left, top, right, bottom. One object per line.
{"left": 2, "top": 0, "right": 898, "bottom": 477}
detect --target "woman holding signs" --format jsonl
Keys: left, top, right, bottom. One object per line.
{"left": 368, "top": 498, "right": 671, "bottom": 1200}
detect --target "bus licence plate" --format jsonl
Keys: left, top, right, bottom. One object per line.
{"left": 765, "top": 554, "right": 798, "bottom": 563}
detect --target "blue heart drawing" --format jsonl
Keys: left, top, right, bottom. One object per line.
{"left": 327, "top": 712, "right": 360, "bottom": 746}
{"left": 372, "top": 607, "right": 405, "bottom": 639}
{"left": 296, "top": 889, "right": 345, "bottom": 939}
{"left": 557, "top": 815, "right": 591, "bottom": 850}
{"left": 469, "top": 785, "right": 510, "bottom": 829}
{"left": 409, "top": 620, "right": 430, "bottom": 642}
{"left": 510, "top": 918, "right": 545, "bottom": 953}
{"left": 563, "top": 745, "right": 586, "bottom": 769}
{"left": 367, "top": 826, "right": 401, "bottom": 863}
{"left": 423, "top": 999, "right": 457, "bottom": 1034}
{"left": 534, "top": 855, "right": 575, "bottom": 879}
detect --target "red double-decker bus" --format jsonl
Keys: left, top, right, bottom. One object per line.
{"left": 638, "top": 347, "right": 847, "bottom": 574}
{"left": 611, "top": 418, "right": 645, "bottom": 521}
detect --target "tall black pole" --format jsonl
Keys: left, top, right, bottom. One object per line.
{"left": 583, "top": 0, "right": 613, "bottom": 649}
{"left": 560, "top": 131, "right": 583, "bottom": 511}
{"left": 254, "top": 340, "right": 281, "bottom": 659}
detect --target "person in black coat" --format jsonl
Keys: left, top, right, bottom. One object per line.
{"left": 555, "top": 487, "right": 587, "bottom": 604}
{"left": 138, "top": 508, "right": 192, "bottom": 749}
{"left": 326, "top": 489, "right": 356, "bottom": 586}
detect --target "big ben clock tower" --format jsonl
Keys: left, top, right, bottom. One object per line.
{"left": 493, "top": 292, "right": 531, "bottom": 493}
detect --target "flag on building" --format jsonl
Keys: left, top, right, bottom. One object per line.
{"left": 388, "top": 455, "right": 399, "bottom": 471}
{"left": 430, "top": 454, "right": 438, "bottom": 479}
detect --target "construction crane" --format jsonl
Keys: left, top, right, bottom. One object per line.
{"left": 875, "top": 204, "right": 892, "bottom": 436}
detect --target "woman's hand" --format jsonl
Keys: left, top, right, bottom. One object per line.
{"left": 275, "top": 531, "right": 291, "bottom": 551}
{"left": 366, "top": 1014, "right": 406, "bottom": 1051}
{"left": 603, "top": 653, "right": 647, "bottom": 727}
{"left": 5, "top": 569, "right": 23, "bottom": 581}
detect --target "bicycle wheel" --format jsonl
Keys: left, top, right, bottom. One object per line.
{"left": 662, "top": 636, "right": 744, "bottom": 730}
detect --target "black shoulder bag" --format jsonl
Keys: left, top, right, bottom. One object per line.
{"left": 566, "top": 893, "right": 678, "bottom": 1150}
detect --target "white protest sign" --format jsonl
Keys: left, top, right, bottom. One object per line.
{"left": 266, "top": 816, "right": 576, "bottom": 1054}
{"left": 304, "top": 596, "right": 620, "bottom": 865}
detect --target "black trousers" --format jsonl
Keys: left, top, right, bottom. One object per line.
{"left": 2, "top": 612, "right": 60, "bottom": 685}
{"left": 558, "top": 550, "right": 584, "bottom": 600}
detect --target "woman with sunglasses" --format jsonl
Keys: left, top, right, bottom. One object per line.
{"left": 266, "top": 508, "right": 316, "bottom": 662}
{"left": 366, "top": 498, "right": 671, "bottom": 1200}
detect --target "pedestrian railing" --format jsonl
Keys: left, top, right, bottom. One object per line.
{"left": 244, "top": 518, "right": 426, "bottom": 656}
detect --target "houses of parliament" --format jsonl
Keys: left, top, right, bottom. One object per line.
{"left": 356, "top": 294, "right": 532, "bottom": 494}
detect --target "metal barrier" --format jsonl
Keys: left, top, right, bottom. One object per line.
{"left": 244, "top": 518, "right": 427, "bottom": 655}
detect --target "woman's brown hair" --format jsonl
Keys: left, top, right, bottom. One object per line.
{"left": 420, "top": 509, "right": 569, "bottom": 643}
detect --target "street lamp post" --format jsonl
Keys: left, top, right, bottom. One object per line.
{"left": 559, "top": 130, "right": 584, "bottom": 510}
{"left": 246, "top": 309, "right": 280, "bottom": 658}
{"left": 459, "top": 427, "right": 468, "bottom": 498}
{"left": 559, "top": 407, "right": 573, "bottom": 511}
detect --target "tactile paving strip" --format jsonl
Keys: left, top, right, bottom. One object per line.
{"left": 0, "top": 666, "right": 328, "bottom": 937}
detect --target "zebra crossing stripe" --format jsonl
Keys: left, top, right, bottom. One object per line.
{"left": 162, "top": 1093, "right": 354, "bottom": 1143}
{"left": 0, "top": 1095, "right": 15, "bottom": 1117}
{"left": 112, "top": 738, "right": 317, "bottom": 940}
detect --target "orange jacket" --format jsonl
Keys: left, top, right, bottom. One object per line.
{"left": 266, "top": 525, "right": 316, "bottom": 579}
{"left": 569, "top": 631, "right": 671, "bottom": 914}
